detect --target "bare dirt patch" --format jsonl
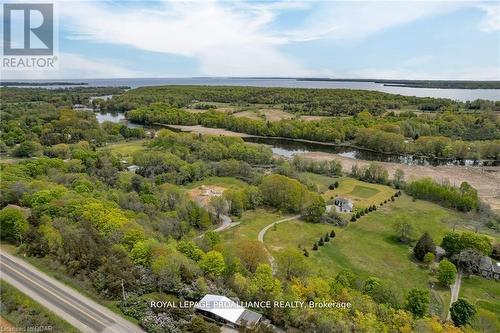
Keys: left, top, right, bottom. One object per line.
{"left": 166, "top": 125, "right": 251, "bottom": 137}
{"left": 188, "top": 185, "right": 226, "bottom": 206}
{"left": 233, "top": 110, "right": 263, "bottom": 120}
{"left": 299, "top": 151, "right": 500, "bottom": 213}
{"left": 262, "top": 108, "right": 294, "bottom": 122}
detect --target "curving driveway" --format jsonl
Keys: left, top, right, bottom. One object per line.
{"left": 257, "top": 215, "right": 301, "bottom": 271}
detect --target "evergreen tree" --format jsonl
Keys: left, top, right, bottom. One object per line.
{"left": 414, "top": 232, "right": 436, "bottom": 261}
{"left": 318, "top": 238, "right": 324, "bottom": 246}
{"left": 312, "top": 242, "right": 318, "bottom": 251}
{"left": 330, "top": 230, "right": 336, "bottom": 238}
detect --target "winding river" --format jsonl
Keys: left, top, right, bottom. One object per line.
{"left": 94, "top": 111, "right": 498, "bottom": 167}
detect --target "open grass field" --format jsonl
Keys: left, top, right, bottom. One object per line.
{"left": 221, "top": 209, "right": 292, "bottom": 248}
{"left": 101, "top": 139, "right": 147, "bottom": 162}
{"left": 233, "top": 108, "right": 294, "bottom": 122}
{"left": 460, "top": 276, "right": 500, "bottom": 331}
{"left": 266, "top": 195, "right": 485, "bottom": 280}
{"left": 262, "top": 192, "right": 497, "bottom": 319}
{"left": 326, "top": 178, "right": 396, "bottom": 209}
{"left": 301, "top": 173, "right": 397, "bottom": 209}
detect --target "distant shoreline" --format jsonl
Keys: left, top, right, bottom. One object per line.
{"left": 296, "top": 78, "right": 500, "bottom": 90}
{"left": 0, "top": 81, "right": 88, "bottom": 87}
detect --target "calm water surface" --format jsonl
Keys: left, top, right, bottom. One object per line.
{"left": 7, "top": 78, "right": 500, "bottom": 101}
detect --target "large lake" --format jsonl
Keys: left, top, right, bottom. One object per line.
{"left": 8, "top": 78, "right": 500, "bottom": 101}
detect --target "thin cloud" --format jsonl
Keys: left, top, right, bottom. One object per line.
{"left": 59, "top": 0, "right": 314, "bottom": 76}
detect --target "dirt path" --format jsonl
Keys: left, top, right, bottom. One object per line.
{"left": 447, "top": 270, "right": 463, "bottom": 321}
{"left": 299, "top": 152, "right": 500, "bottom": 213}
{"left": 257, "top": 215, "right": 301, "bottom": 272}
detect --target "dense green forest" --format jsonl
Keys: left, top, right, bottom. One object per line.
{"left": 126, "top": 103, "right": 500, "bottom": 160}
{"left": 1, "top": 87, "right": 127, "bottom": 106}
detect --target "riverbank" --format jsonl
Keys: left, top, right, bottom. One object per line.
{"left": 299, "top": 151, "right": 500, "bottom": 213}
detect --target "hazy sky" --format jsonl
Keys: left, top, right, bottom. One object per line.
{"left": 3, "top": 0, "right": 500, "bottom": 79}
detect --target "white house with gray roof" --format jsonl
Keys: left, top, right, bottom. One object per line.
{"left": 195, "top": 294, "right": 262, "bottom": 330}
{"left": 334, "top": 197, "right": 353, "bottom": 213}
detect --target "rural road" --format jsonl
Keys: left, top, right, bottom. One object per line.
{"left": 0, "top": 251, "right": 145, "bottom": 333}
{"left": 447, "top": 270, "right": 463, "bottom": 320}
{"left": 257, "top": 215, "right": 301, "bottom": 271}
{"left": 194, "top": 214, "right": 240, "bottom": 239}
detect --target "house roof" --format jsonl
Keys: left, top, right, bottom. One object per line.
{"left": 195, "top": 295, "right": 245, "bottom": 325}
{"left": 479, "top": 256, "right": 493, "bottom": 270}
{"left": 435, "top": 246, "right": 446, "bottom": 256}
{"left": 238, "top": 309, "right": 262, "bottom": 327}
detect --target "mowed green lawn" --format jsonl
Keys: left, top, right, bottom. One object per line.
{"left": 102, "top": 139, "right": 147, "bottom": 162}
{"left": 221, "top": 209, "right": 293, "bottom": 248}
{"left": 326, "top": 177, "right": 396, "bottom": 209}
{"left": 264, "top": 195, "right": 476, "bottom": 289}
{"left": 460, "top": 276, "right": 500, "bottom": 331}
{"left": 301, "top": 173, "right": 396, "bottom": 209}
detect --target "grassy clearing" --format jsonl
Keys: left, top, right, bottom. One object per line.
{"left": 264, "top": 194, "right": 483, "bottom": 294}
{"left": 265, "top": 219, "right": 332, "bottom": 253}
{"left": 460, "top": 276, "right": 500, "bottom": 331}
{"left": 300, "top": 173, "right": 340, "bottom": 193}
{"left": 349, "top": 185, "right": 381, "bottom": 198}
{"left": 102, "top": 139, "right": 147, "bottom": 161}
{"left": 221, "top": 209, "right": 292, "bottom": 248}
{"left": 324, "top": 177, "right": 396, "bottom": 209}
{"left": 301, "top": 174, "right": 396, "bottom": 209}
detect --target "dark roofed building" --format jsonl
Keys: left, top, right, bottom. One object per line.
{"left": 479, "top": 256, "right": 499, "bottom": 281}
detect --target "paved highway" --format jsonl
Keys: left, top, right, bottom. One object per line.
{"left": 0, "top": 251, "right": 146, "bottom": 333}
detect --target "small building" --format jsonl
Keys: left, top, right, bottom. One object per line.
{"left": 334, "top": 197, "right": 353, "bottom": 213}
{"left": 479, "top": 256, "right": 499, "bottom": 281}
{"left": 126, "top": 165, "right": 139, "bottom": 172}
{"left": 480, "top": 256, "right": 492, "bottom": 278}
{"left": 195, "top": 294, "right": 262, "bottom": 330}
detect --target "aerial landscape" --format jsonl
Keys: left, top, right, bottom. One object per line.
{"left": 1, "top": 1, "right": 499, "bottom": 333}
